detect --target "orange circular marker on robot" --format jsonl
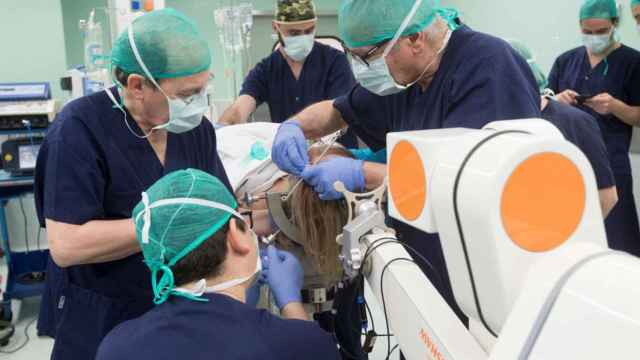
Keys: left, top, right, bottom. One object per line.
{"left": 501, "top": 152, "right": 586, "bottom": 253}
{"left": 389, "top": 140, "right": 427, "bottom": 221}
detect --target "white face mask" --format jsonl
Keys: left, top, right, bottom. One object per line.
{"left": 281, "top": 33, "right": 315, "bottom": 62}
{"left": 583, "top": 32, "right": 612, "bottom": 54}
{"left": 106, "top": 24, "right": 208, "bottom": 138}
{"left": 350, "top": 0, "right": 451, "bottom": 96}
{"left": 351, "top": 29, "right": 451, "bottom": 97}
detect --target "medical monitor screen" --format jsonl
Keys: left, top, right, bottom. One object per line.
{"left": 18, "top": 144, "right": 40, "bottom": 170}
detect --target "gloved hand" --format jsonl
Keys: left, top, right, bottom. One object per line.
{"left": 261, "top": 245, "right": 303, "bottom": 309}
{"left": 301, "top": 157, "right": 365, "bottom": 200}
{"left": 271, "top": 119, "right": 309, "bottom": 176}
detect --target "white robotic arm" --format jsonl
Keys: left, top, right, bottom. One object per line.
{"left": 339, "top": 119, "right": 640, "bottom": 360}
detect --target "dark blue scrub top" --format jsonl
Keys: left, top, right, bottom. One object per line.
{"left": 542, "top": 99, "right": 615, "bottom": 190}
{"left": 34, "top": 88, "right": 231, "bottom": 358}
{"left": 240, "top": 41, "right": 358, "bottom": 147}
{"left": 96, "top": 293, "right": 341, "bottom": 360}
{"left": 548, "top": 45, "right": 640, "bottom": 175}
{"left": 334, "top": 25, "right": 541, "bottom": 323}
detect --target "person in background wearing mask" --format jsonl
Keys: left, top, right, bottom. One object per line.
{"left": 548, "top": 0, "right": 640, "bottom": 256}
{"left": 631, "top": 0, "right": 640, "bottom": 27}
{"left": 96, "top": 170, "right": 340, "bottom": 360}
{"left": 218, "top": 0, "right": 358, "bottom": 148}
{"left": 271, "top": 0, "right": 541, "bottom": 332}
{"left": 508, "top": 39, "right": 618, "bottom": 218}
{"left": 34, "top": 9, "right": 232, "bottom": 359}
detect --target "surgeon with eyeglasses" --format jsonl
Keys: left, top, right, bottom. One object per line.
{"left": 34, "top": 9, "right": 232, "bottom": 359}
{"left": 270, "top": 0, "right": 542, "bottom": 327}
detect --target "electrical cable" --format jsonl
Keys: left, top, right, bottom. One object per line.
{"left": 36, "top": 226, "right": 41, "bottom": 251}
{"left": 380, "top": 258, "right": 415, "bottom": 358}
{"left": 0, "top": 318, "right": 36, "bottom": 354}
{"left": 384, "top": 344, "right": 399, "bottom": 360}
{"left": 18, "top": 198, "right": 28, "bottom": 253}
{"left": 353, "top": 235, "right": 447, "bottom": 358}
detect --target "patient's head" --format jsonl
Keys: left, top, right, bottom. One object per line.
{"left": 286, "top": 145, "right": 353, "bottom": 284}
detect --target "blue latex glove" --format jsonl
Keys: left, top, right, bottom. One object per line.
{"left": 301, "top": 157, "right": 365, "bottom": 200}
{"left": 271, "top": 119, "right": 309, "bottom": 176}
{"left": 261, "top": 245, "right": 303, "bottom": 309}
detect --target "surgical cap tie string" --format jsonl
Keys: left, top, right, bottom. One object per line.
{"left": 141, "top": 192, "right": 152, "bottom": 244}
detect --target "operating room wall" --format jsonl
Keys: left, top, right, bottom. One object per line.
{"left": 450, "top": 0, "right": 640, "bottom": 224}
{"left": 448, "top": 0, "right": 640, "bottom": 74}
{"left": 0, "top": 0, "right": 67, "bottom": 252}
{"left": 0, "top": 0, "right": 68, "bottom": 99}
{"left": 59, "top": 0, "right": 341, "bottom": 101}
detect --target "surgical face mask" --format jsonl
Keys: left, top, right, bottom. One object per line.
{"left": 350, "top": 0, "right": 451, "bottom": 96}
{"left": 127, "top": 25, "right": 208, "bottom": 135}
{"left": 281, "top": 32, "right": 315, "bottom": 62}
{"left": 583, "top": 32, "right": 612, "bottom": 54}
{"left": 351, "top": 29, "right": 451, "bottom": 97}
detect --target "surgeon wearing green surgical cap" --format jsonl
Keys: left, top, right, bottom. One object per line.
{"left": 34, "top": 9, "right": 232, "bottom": 359}
{"left": 271, "top": 0, "right": 542, "bottom": 331}
{"left": 548, "top": 0, "right": 640, "bottom": 258}
{"left": 96, "top": 169, "right": 340, "bottom": 360}
{"left": 632, "top": 0, "right": 640, "bottom": 29}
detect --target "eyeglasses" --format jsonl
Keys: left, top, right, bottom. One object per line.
{"left": 176, "top": 73, "right": 215, "bottom": 104}
{"left": 346, "top": 39, "right": 392, "bottom": 67}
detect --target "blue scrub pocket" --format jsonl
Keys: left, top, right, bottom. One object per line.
{"left": 51, "top": 283, "right": 148, "bottom": 360}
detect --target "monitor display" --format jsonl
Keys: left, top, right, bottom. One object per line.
{"left": 18, "top": 144, "right": 40, "bottom": 170}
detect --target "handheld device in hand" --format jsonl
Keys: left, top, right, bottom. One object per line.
{"left": 576, "top": 94, "right": 595, "bottom": 104}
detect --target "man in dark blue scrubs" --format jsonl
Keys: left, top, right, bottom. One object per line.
{"left": 34, "top": 9, "right": 231, "bottom": 359}
{"left": 218, "top": 0, "right": 358, "bottom": 148}
{"left": 548, "top": 0, "right": 640, "bottom": 256}
{"left": 508, "top": 39, "right": 618, "bottom": 218}
{"left": 96, "top": 170, "right": 340, "bottom": 360}
{"left": 271, "top": 0, "right": 540, "bottom": 333}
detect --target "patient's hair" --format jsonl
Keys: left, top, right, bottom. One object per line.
{"left": 286, "top": 145, "right": 352, "bottom": 285}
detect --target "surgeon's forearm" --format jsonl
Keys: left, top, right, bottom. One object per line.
{"left": 363, "top": 162, "right": 387, "bottom": 190}
{"left": 295, "top": 100, "right": 347, "bottom": 140}
{"left": 599, "top": 186, "right": 618, "bottom": 218}
{"left": 45, "top": 218, "right": 140, "bottom": 268}
{"left": 281, "top": 302, "right": 309, "bottom": 321}
{"left": 611, "top": 100, "right": 640, "bottom": 127}
{"left": 218, "top": 95, "right": 257, "bottom": 125}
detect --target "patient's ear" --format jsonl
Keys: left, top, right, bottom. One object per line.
{"left": 226, "top": 219, "right": 251, "bottom": 256}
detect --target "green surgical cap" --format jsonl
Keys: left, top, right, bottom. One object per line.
{"left": 507, "top": 40, "right": 548, "bottom": 94}
{"left": 339, "top": 0, "right": 441, "bottom": 48}
{"left": 580, "top": 0, "right": 618, "bottom": 20}
{"left": 111, "top": 8, "right": 211, "bottom": 79}
{"left": 132, "top": 169, "right": 238, "bottom": 304}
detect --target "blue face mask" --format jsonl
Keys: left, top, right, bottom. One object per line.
{"left": 351, "top": 29, "right": 451, "bottom": 97}
{"left": 583, "top": 32, "right": 612, "bottom": 54}
{"left": 282, "top": 33, "right": 315, "bottom": 62}
{"left": 349, "top": 0, "right": 451, "bottom": 96}
{"left": 128, "top": 24, "right": 208, "bottom": 135}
